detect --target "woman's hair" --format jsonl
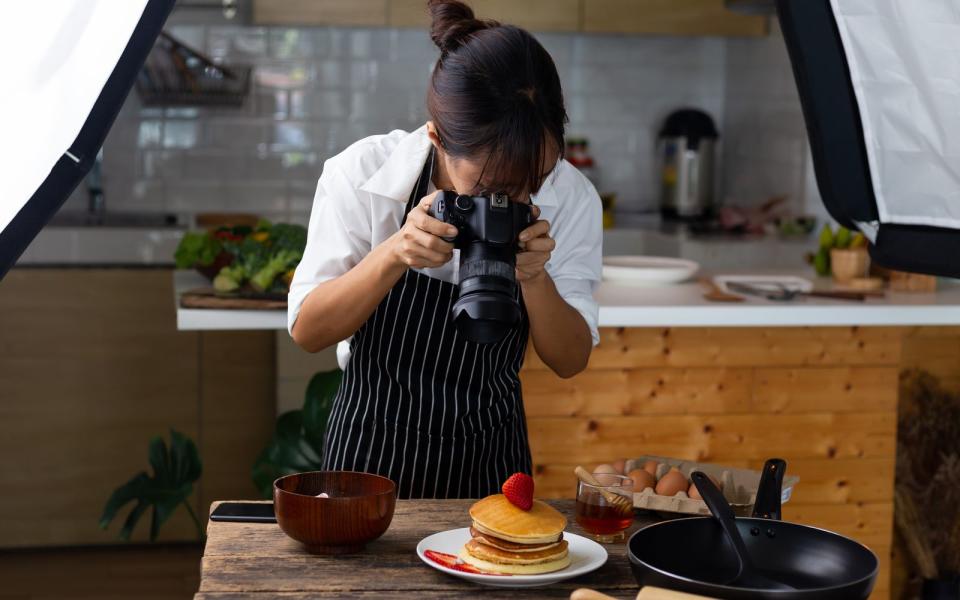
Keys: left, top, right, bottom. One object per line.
{"left": 426, "top": 0, "right": 567, "bottom": 197}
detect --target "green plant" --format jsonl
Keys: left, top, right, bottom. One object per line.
{"left": 810, "top": 224, "right": 867, "bottom": 276}
{"left": 252, "top": 369, "right": 342, "bottom": 498}
{"left": 100, "top": 429, "right": 203, "bottom": 541}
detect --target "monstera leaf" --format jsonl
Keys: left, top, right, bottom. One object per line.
{"left": 100, "top": 429, "right": 203, "bottom": 541}
{"left": 252, "top": 368, "right": 341, "bottom": 498}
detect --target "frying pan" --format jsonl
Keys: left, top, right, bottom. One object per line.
{"left": 627, "top": 459, "right": 879, "bottom": 599}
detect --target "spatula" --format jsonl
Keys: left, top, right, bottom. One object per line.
{"left": 690, "top": 471, "right": 795, "bottom": 591}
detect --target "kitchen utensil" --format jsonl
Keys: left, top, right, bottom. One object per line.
{"left": 572, "top": 587, "right": 718, "bottom": 600}
{"left": 725, "top": 281, "right": 875, "bottom": 302}
{"left": 575, "top": 475, "right": 635, "bottom": 543}
{"left": 273, "top": 471, "right": 396, "bottom": 554}
{"left": 700, "top": 277, "right": 744, "bottom": 302}
{"left": 602, "top": 256, "right": 700, "bottom": 285}
{"left": 690, "top": 471, "right": 793, "bottom": 591}
{"left": 627, "top": 458, "right": 879, "bottom": 599}
{"left": 574, "top": 466, "right": 634, "bottom": 515}
{"left": 830, "top": 248, "right": 870, "bottom": 283}
{"left": 626, "top": 454, "right": 799, "bottom": 517}
{"left": 659, "top": 109, "right": 719, "bottom": 220}
{"left": 714, "top": 275, "right": 813, "bottom": 295}
{"left": 416, "top": 527, "right": 607, "bottom": 588}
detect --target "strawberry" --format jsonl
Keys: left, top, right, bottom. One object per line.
{"left": 424, "top": 550, "right": 485, "bottom": 574}
{"left": 501, "top": 472, "right": 534, "bottom": 510}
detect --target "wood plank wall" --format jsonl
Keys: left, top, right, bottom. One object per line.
{"left": 522, "top": 326, "right": 902, "bottom": 599}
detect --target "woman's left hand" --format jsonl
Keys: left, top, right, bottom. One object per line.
{"left": 516, "top": 205, "right": 555, "bottom": 283}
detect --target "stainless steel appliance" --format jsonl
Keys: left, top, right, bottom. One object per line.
{"left": 658, "top": 109, "right": 719, "bottom": 220}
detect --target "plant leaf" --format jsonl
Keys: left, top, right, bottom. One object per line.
{"left": 99, "top": 472, "right": 149, "bottom": 529}
{"left": 101, "top": 430, "right": 202, "bottom": 541}
{"left": 303, "top": 369, "right": 341, "bottom": 450}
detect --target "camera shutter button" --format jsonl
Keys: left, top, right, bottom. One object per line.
{"left": 454, "top": 195, "right": 474, "bottom": 212}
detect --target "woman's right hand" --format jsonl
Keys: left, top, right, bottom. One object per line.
{"left": 389, "top": 192, "right": 458, "bottom": 269}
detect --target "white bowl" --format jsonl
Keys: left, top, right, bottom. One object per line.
{"left": 602, "top": 255, "right": 700, "bottom": 286}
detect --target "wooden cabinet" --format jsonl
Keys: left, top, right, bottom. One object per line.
{"left": 583, "top": 0, "right": 768, "bottom": 36}
{"left": 254, "top": 0, "right": 767, "bottom": 37}
{"left": 389, "top": 0, "right": 581, "bottom": 31}
{"left": 0, "top": 269, "right": 275, "bottom": 548}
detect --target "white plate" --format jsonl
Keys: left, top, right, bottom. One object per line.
{"left": 416, "top": 527, "right": 607, "bottom": 588}
{"left": 602, "top": 256, "right": 700, "bottom": 285}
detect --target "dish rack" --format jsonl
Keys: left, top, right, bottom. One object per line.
{"left": 136, "top": 30, "right": 251, "bottom": 107}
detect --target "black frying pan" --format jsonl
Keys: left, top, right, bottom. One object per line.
{"left": 627, "top": 459, "right": 879, "bottom": 599}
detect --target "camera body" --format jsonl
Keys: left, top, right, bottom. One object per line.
{"left": 430, "top": 190, "right": 532, "bottom": 344}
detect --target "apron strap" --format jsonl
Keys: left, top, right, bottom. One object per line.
{"left": 402, "top": 146, "right": 436, "bottom": 225}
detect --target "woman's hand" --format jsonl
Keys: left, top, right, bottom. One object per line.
{"left": 389, "top": 192, "right": 457, "bottom": 269}
{"left": 516, "top": 205, "right": 555, "bottom": 282}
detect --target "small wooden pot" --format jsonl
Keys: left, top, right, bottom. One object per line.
{"left": 830, "top": 248, "right": 869, "bottom": 283}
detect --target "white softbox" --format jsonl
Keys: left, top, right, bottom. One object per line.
{"left": 0, "top": 0, "right": 175, "bottom": 279}
{"left": 778, "top": 0, "right": 960, "bottom": 277}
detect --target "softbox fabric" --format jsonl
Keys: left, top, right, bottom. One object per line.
{"left": 0, "top": 0, "right": 174, "bottom": 279}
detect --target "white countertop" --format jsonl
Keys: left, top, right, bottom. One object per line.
{"left": 174, "top": 270, "right": 960, "bottom": 331}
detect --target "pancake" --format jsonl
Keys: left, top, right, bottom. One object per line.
{"left": 458, "top": 548, "right": 571, "bottom": 575}
{"left": 469, "top": 526, "right": 563, "bottom": 553}
{"left": 465, "top": 538, "right": 569, "bottom": 564}
{"left": 469, "top": 494, "right": 567, "bottom": 544}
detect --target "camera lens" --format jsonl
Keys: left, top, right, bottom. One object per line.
{"left": 451, "top": 241, "right": 521, "bottom": 344}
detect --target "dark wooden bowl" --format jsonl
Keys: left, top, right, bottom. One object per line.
{"left": 273, "top": 471, "right": 396, "bottom": 555}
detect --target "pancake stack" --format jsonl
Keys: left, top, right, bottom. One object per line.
{"left": 459, "top": 494, "right": 570, "bottom": 575}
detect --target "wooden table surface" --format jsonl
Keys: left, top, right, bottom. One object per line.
{"left": 196, "top": 499, "right": 660, "bottom": 599}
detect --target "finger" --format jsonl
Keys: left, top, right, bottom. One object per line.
{"left": 417, "top": 190, "right": 442, "bottom": 211}
{"left": 408, "top": 207, "right": 458, "bottom": 238}
{"left": 400, "top": 242, "right": 452, "bottom": 267}
{"left": 522, "top": 236, "right": 555, "bottom": 253}
{"left": 518, "top": 219, "right": 550, "bottom": 242}
{"left": 516, "top": 251, "right": 549, "bottom": 268}
{"left": 530, "top": 204, "right": 541, "bottom": 220}
{"left": 409, "top": 227, "right": 454, "bottom": 253}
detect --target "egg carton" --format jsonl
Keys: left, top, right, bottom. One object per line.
{"left": 625, "top": 455, "right": 800, "bottom": 517}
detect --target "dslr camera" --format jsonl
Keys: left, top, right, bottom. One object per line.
{"left": 430, "top": 190, "right": 532, "bottom": 344}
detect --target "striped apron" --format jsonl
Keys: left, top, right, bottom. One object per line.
{"left": 320, "top": 152, "right": 533, "bottom": 499}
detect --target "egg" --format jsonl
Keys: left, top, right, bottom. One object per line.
{"left": 626, "top": 468, "right": 656, "bottom": 492}
{"left": 593, "top": 463, "right": 620, "bottom": 486}
{"left": 611, "top": 458, "right": 627, "bottom": 474}
{"left": 642, "top": 459, "right": 660, "bottom": 476}
{"left": 655, "top": 468, "right": 689, "bottom": 496}
{"left": 688, "top": 474, "right": 723, "bottom": 501}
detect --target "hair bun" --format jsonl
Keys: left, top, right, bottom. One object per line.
{"left": 428, "top": 0, "right": 494, "bottom": 54}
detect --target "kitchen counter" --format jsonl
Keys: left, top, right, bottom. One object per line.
{"left": 197, "top": 499, "right": 649, "bottom": 599}
{"left": 174, "top": 270, "right": 960, "bottom": 331}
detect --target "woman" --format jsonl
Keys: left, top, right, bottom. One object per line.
{"left": 289, "top": 0, "right": 602, "bottom": 499}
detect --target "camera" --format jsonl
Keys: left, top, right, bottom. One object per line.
{"left": 430, "top": 190, "right": 532, "bottom": 344}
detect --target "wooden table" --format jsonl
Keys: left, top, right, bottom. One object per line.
{"left": 196, "top": 499, "right": 658, "bottom": 599}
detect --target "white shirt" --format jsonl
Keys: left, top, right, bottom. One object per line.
{"left": 288, "top": 125, "right": 603, "bottom": 369}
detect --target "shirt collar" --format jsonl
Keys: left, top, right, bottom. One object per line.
{"left": 358, "top": 123, "right": 559, "bottom": 207}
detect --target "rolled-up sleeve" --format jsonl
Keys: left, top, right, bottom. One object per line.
{"left": 546, "top": 173, "right": 603, "bottom": 346}
{"left": 287, "top": 161, "right": 372, "bottom": 335}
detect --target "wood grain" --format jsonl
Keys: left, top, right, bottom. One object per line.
{"left": 752, "top": 367, "right": 898, "bottom": 414}
{"left": 0, "top": 269, "right": 201, "bottom": 546}
{"left": 253, "top": 0, "right": 388, "bottom": 26}
{"left": 524, "top": 327, "right": 903, "bottom": 370}
{"left": 582, "top": 0, "right": 767, "bottom": 36}
{"left": 389, "top": 0, "right": 581, "bottom": 31}
{"left": 526, "top": 412, "right": 895, "bottom": 464}
{"left": 199, "top": 499, "right": 647, "bottom": 598}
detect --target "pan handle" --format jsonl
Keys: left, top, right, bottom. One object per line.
{"left": 751, "top": 458, "right": 786, "bottom": 521}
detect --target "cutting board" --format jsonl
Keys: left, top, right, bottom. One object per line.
{"left": 180, "top": 288, "right": 287, "bottom": 310}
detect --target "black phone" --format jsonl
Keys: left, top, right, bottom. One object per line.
{"left": 209, "top": 502, "right": 276, "bottom": 523}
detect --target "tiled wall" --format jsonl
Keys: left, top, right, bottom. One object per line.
{"left": 61, "top": 23, "right": 729, "bottom": 221}
{"left": 722, "top": 22, "right": 827, "bottom": 220}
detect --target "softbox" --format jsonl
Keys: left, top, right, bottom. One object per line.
{"left": 0, "top": 0, "right": 175, "bottom": 280}
{"left": 778, "top": 0, "right": 960, "bottom": 277}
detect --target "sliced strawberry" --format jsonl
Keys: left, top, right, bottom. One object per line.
{"left": 425, "top": 550, "right": 459, "bottom": 569}
{"left": 502, "top": 472, "right": 534, "bottom": 510}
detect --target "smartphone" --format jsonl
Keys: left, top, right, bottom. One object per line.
{"left": 210, "top": 502, "right": 276, "bottom": 523}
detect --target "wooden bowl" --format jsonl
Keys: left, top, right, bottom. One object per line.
{"left": 273, "top": 471, "right": 396, "bottom": 554}
{"left": 830, "top": 248, "right": 869, "bottom": 283}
